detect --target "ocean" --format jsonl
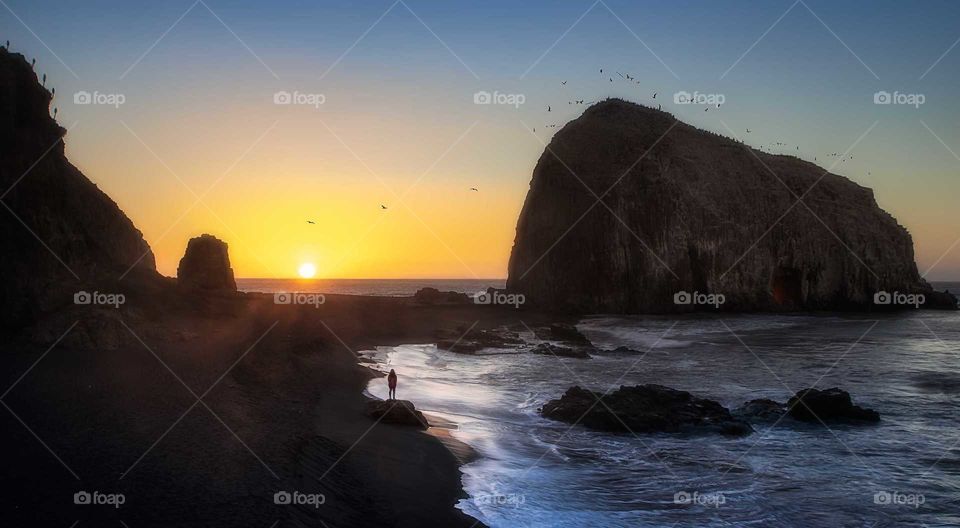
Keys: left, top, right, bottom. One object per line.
{"left": 237, "top": 278, "right": 505, "bottom": 297}
{"left": 355, "top": 281, "right": 960, "bottom": 528}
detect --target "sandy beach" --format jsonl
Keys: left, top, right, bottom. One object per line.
{"left": 1, "top": 290, "right": 552, "bottom": 527}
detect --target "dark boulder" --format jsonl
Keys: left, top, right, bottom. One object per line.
{"left": 529, "top": 342, "right": 591, "bottom": 359}
{"left": 787, "top": 388, "right": 880, "bottom": 423}
{"left": 506, "top": 98, "right": 956, "bottom": 312}
{"left": 413, "top": 287, "right": 470, "bottom": 305}
{"left": 546, "top": 323, "right": 591, "bottom": 345}
{"left": 540, "top": 385, "right": 752, "bottom": 436}
{"left": 176, "top": 234, "right": 236, "bottom": 292}
{"left": 365, "top": 399, "right": 428, "bottom": 429}
{"left": 732, "top": 398, "right": 787, "bottom": 421}
{"left": 436, "top": 327, "right": 525, "bottom": 354}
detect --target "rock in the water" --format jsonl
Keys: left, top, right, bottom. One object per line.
{"left": 0, "top": 48, "right": 159, "bottom": 330}
{"left": 546, "top": 323, "right": 591, "bottom": 345}
{"left": 365, "top": 399, "right": 428, "bottom": 429}
{"left": 413, "top": 287, "right": 470, "bottom": 305}
{"left": 787, "top": 388, "right": 880, "bottom": 423}
{"left": 732, "top": 398, "right": 787, "bottom": 421}
{"left": 604, "top": 346, "right": 642, "bottom": 354}
{"left": 177, "top": 234, "right": 237, "bottom": 292}
{"left": 436, "top": 327, "right": 525, "bottom": 353}
{"left": 506, "top": 98, "right": 956, "bottom": 312}
{"left": 540, "top": 385, "right": 752, "bottom": 436}
{"left": 529, "top": 342, "right": 591, "bottom": 359}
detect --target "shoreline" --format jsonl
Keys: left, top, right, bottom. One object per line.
{"left": 361, "top": 352, "right": 481, "bottom": 466}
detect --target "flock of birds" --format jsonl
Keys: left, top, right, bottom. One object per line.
{"left": 536, "top": 67, "right": 718, "bottom": 131}
{"left": 1, "top": 44, "right": 870, "bottom": 213}
{"left": 535, "top": 66, "right": 867, "bottom": 175}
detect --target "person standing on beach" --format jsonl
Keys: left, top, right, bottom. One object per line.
{"left": 387, "top": 369, "right": 398, "bottom": 400}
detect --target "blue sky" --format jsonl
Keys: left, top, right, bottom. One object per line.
{"left": 2, "top": 0, "right": 959, "bottom": 279}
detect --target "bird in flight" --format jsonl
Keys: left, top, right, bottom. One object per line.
{"left": 307, "top": 220, "right": 315, "bottom": 224}
{"left": 561, "top": 81, "right": 567, "bottom": 85}
{"left": 380, "top": 204, "right": 388, "bottom": 210}
{"left": 746, "top": 128, "right": 751, "bottom": 133}
{"left": 547, "top": 105, "right": 551, "bottom": 112}
{"left": 470, "top": 187, "right": 479, "bottom": 192}
{"left": 653, "top": 92, "right": 657, "bottom": 99}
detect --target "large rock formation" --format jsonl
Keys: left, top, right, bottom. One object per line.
{"left": 0, "top": 48, "right": 158, "bottom": 329}
{"left": 733, "top": 388, "right": 880, "bottom": 425}
{"left": 365, "top": 399, "right": 429, "bottom": 429}
{"left": 507, "top": 99, "right": 955, "bottom": 312}
{"left": 540, "top": 385, "right": 752, "bottom": 436}
{"left": 786, "top": 387, "right": 880, "bottom": 423}
{"left": 177, "top": 234, "right": 236, "bottom": 291}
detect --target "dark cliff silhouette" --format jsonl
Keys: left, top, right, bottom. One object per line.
{"left": 0, "top": 48, "right": 160, "bottom": 330}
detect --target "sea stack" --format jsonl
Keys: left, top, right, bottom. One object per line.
{"left": 176, "top": 234, "right": 237, "bottom": 292}
{"left": 507, "top": 98, "right": 955, "bottom": 312}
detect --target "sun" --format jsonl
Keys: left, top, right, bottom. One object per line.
{"left": 298, "top": 262, "right": 316, "bottom": 279}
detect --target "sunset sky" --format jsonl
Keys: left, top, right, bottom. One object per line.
{"left": 4, "top": 0, "right": 959, "bottom": 279}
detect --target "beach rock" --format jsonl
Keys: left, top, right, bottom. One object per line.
{"left": 506, "top": 98, "right": 956, "bottom": 312}
{"left": 414, "top": 287, "right": 470, "bottom": 305}
{"left": 732, "top": 398, "right": 787, "bottom": 421}
{"left": 540, "top": 385, "right": 752, "bottom": 436}
{"left": 787, "top": 388, "right": 880, "bottom": 423}
{"left": 366, "top": 399, "right": 428, "bottom": 429}
{"left": 436, "top": 327, "right": 525, "bottom": 354}
{"left": 0, "top": 48, "right": 160, "bottom": 330}
{"left": 177, "top": 234, "right": 236, "bottom": 292}
{"left": 546, "top": 323, "right": 591, "bottom": 345}
{"left": 529, "top": 342, "right": 591, "bottom": 359}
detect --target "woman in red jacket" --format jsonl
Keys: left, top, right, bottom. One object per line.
{"left": 387, "top": 369, "right": 397, "bottom": 400}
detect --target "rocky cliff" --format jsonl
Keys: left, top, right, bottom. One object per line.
{"left": 507, "top": 99, "right": 954, "bottom": 312}
{"left": 0, "top": 48, "right": 158, "bottom": 329}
